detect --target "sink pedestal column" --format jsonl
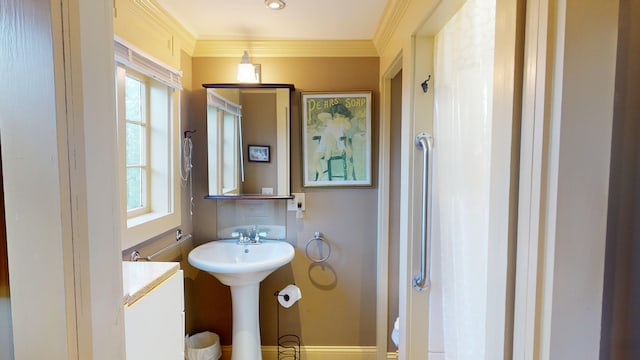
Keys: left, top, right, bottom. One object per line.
{"left": 230, "top": 283, "right": 262, "bottom": 360}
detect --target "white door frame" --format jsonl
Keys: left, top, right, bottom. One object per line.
{"left": 4, "top": 0, "right": 124, "bottom": 358}
{"left": 512, "top": 0, "right": 619, "bottom": 358}
{"left": 376, "top": 0, "right": 522, "bottom": 358}
{"left": 376, "top": 52, "right": 404, "bottom": 359}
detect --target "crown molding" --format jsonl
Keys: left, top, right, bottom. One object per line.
{"left": 193, "top": 40, "right": 379, "bottom": 58}
{"left": 133, "top": 0, "right": 197, "bottom": 55}
{"left": 124, "top": 0, "right": 410, "bottom": 59}
{"left": 373, "top": 0, "right": 411, "bottom": 52}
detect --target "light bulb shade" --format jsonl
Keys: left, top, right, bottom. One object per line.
{"left": 237, "top": 63, "right": 258, "bottom": 83}
{"left": 237, "top": 51, "right": 259, "bottom": 83}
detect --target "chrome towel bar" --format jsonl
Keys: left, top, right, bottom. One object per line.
{"left": 414, "top": 132, "right": 433, "bottom": 291}
{"left": 131, "top": 233, "right": 193, "bottom": 261}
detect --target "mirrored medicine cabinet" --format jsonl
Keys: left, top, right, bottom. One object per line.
{"left": 203, "top": 83, "right": 295, "bottom": 199}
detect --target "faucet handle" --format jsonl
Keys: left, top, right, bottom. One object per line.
{"left": 233, "top": 231, "right": 251, "bottom": 244}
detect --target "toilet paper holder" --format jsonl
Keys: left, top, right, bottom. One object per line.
{"left": 274, "top": 288, "right": 301, "bottom": 359}
{"left": 275, "top": 284, "right": 301, "bottom": 308}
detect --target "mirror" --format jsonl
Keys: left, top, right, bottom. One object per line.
{"left": 203, "top": 83, "right": 294, "bottom": 198}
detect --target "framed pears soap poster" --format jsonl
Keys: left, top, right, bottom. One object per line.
{"left": 301, "top": 91, "right": 372, "bottom": 187}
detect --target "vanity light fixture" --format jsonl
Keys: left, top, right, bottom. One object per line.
{"left": 237, "top": 50, "right": 260, "bottom": 83}
{"left": 264, "top": 0, "right": 285, "bottom": 10}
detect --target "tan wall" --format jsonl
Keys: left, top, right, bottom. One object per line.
{"left": 241, "top": 92, "right": 278, "bottom": 194}
{"left": 188, "top": 56, "right": 379, "bottom": 346}
{"left": 181, "top": 49, "right": 194, "bottom": 234}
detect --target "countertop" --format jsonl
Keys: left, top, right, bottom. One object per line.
{"left": 122, "top": 261, "right": 180, "bottom": 306}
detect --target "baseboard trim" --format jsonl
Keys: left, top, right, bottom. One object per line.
{"left": 220, "top": 345, "right": 385, "bottom": 360}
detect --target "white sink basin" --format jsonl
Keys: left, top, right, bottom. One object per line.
{"left": 188, "top": 239, "right": 294, "bottom": 286}
{"left": 188, "top": 239, "right": 295, "bottom": 360}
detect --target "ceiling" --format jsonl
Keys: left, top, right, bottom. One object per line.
{"left": 154, "top": 0, "right": 389, "bottom": 41}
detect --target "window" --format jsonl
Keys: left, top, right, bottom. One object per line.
{"left": 206, "top": 90, "right": 243, "bottom": 195}
{"left": 115, "top": 39, "right": 181, "bottom": 248}
{"left": 221, "top": 111, "right": 239, "bottom": 193}
{"left": 125, "top": 74, "right": 148, "bottom": 215}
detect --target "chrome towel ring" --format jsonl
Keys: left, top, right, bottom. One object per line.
{"left": 305, "top": 232, "right": 331, "bottom": 263}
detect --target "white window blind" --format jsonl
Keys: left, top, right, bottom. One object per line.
{"left": 114, "top": 39, "right": 182, "bottom": 90}
{"left": 207, "top": 90, "right": 242, "bottom": 116}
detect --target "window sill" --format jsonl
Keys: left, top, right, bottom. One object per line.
{"left": 123, "top": 210, "right": 180, "bottom": 250}
{"left": 127, "top": 211, "right": 167, "bottom": 228}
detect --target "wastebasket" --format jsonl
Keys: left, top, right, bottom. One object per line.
{"left": 185, "top": 331, "right": 221, "bottom": 360}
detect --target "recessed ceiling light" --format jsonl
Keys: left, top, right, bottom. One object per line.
{"left": 264, "top": 0, "right": 285, "bottom": 10}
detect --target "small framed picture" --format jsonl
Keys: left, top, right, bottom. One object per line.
{"left": 248, "top": 145, "right": 270, "bottom": 162}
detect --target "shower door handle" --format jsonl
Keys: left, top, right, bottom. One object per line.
{"left": 414, "top": 132, "right": 433, "bottom": 291}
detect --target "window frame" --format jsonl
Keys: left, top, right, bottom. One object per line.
{"left": 115, "top": 49, "right": 181, "bottom": 249}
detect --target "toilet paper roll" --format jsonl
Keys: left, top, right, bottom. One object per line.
{"left": 277, "top": 284, "right": 302, "bottom": 308}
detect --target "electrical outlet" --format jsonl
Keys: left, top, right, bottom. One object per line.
{"left": 287, "top": 193, "right": 305, "bottom": 211}
{"left": 296, "top": 193, "right": 305, "bottom": 211}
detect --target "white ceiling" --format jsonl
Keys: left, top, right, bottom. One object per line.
{"left": 154, "top": 0, "right": 389, "bottom": 41}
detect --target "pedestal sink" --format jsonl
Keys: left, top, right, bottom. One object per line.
{"left": 188, "top": 239, "right": 295, "bottom": 360}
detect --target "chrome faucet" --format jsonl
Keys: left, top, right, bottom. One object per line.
{"left": 249, "top": 225, "right": 261, "bottom": 241}
{"left": 233, "top": 225, "right": 267, "bottom": 245}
